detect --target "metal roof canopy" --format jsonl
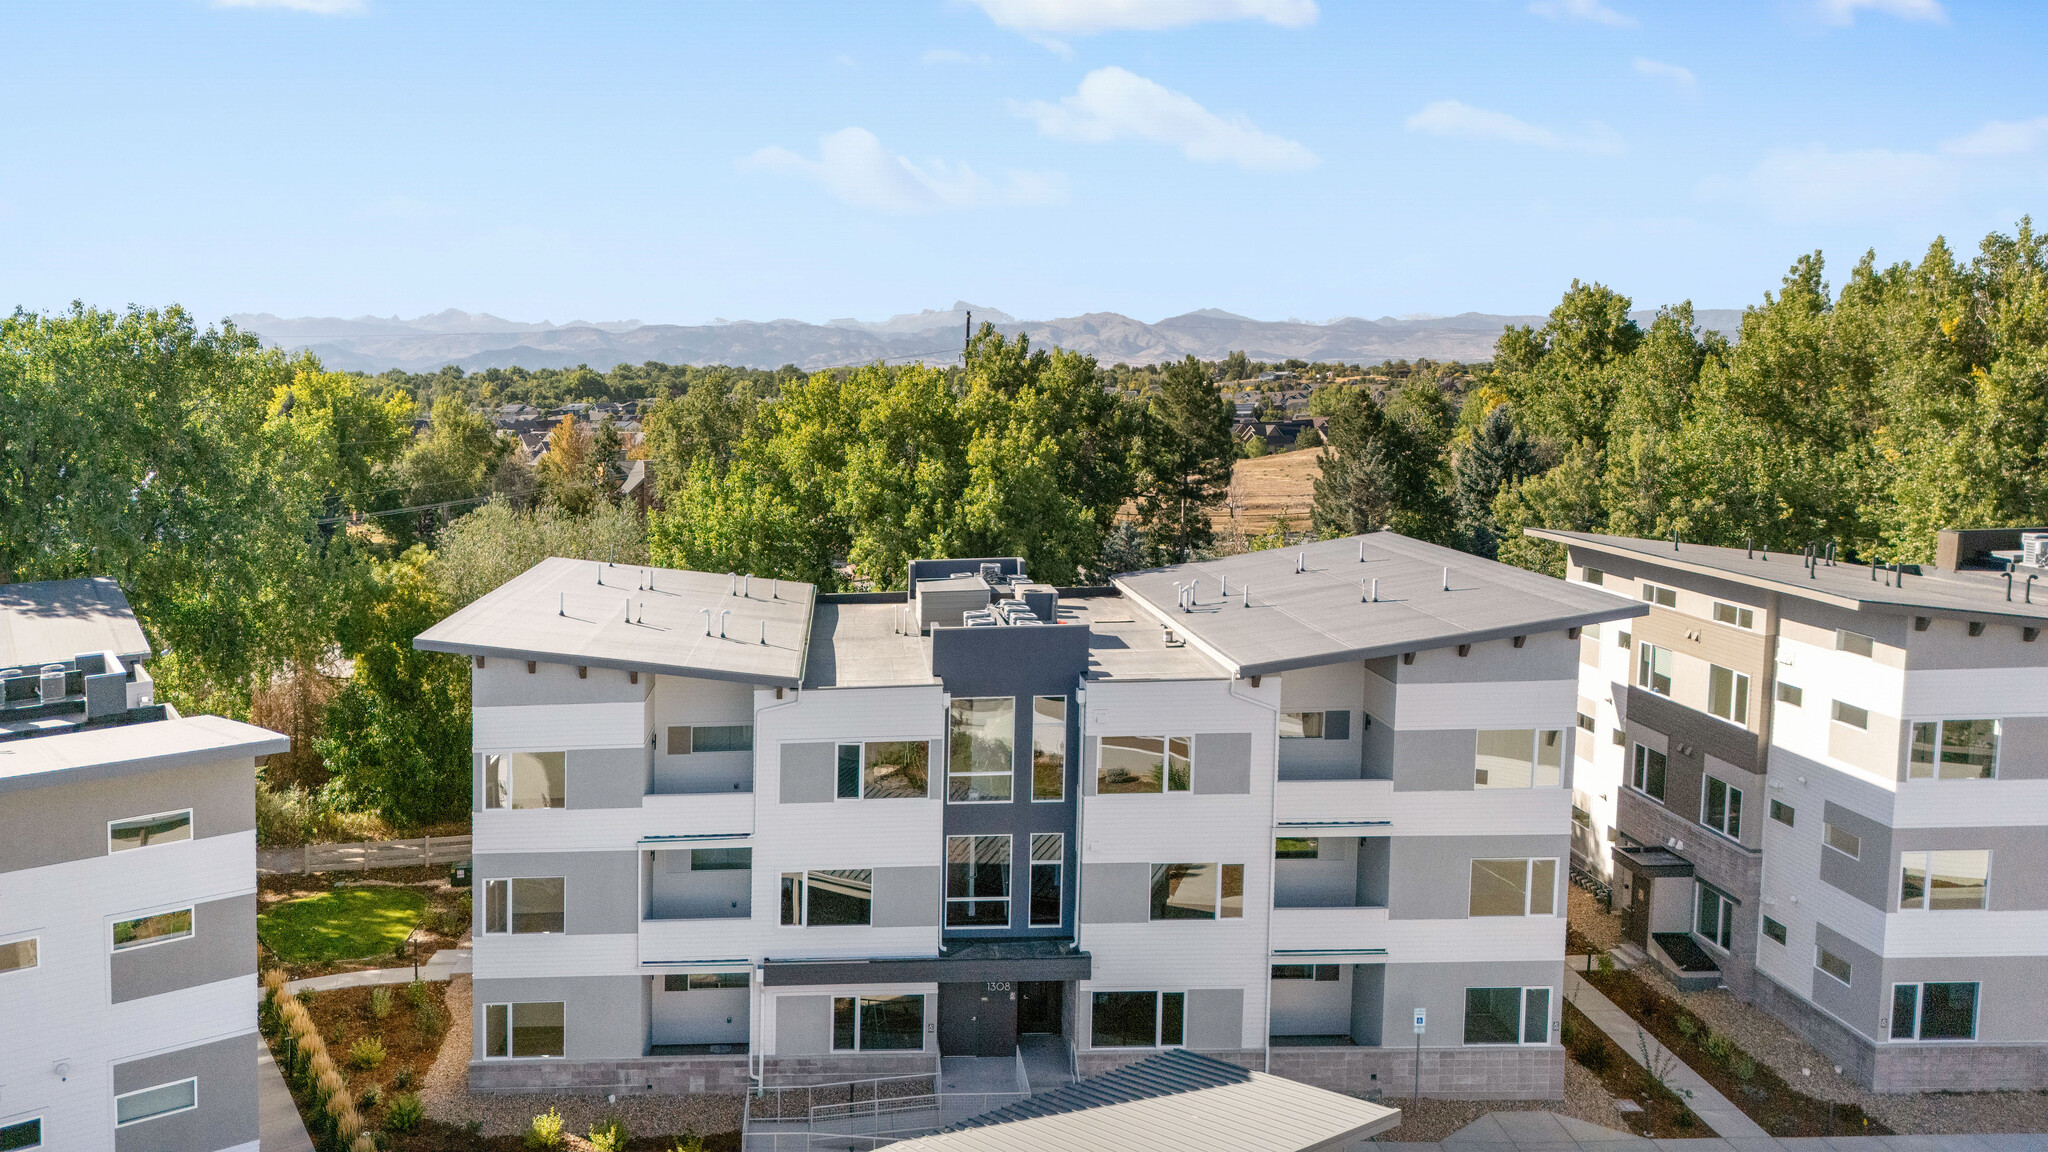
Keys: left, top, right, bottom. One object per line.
{"left": 414, "top": 556, "right": 816, "bottom": 687}
{"left": 0, "top": 576, "right": 152, "bottom": 670}
{"left": 886, "top": 1048, "right": 1400, "bottom": 1152}
{"left": 1117, "top": 532, "right": 1644, "bottom": 678}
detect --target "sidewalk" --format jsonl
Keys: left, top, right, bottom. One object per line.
{"left": 285, "top": 940, "right": 471, "bottom": 994}
{"left": 1563, "top": 966, "right": 1769, "bottom": 1141}
{"left": 1383, "top": 1109, "right": 2048, "bottom": 1149}
{"left": 257, "top": 1033, "right": 314, "bottom": 1152}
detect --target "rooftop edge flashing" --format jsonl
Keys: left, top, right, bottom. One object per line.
{"left": 410, "top": 638, "right": 802, "bottom": 689}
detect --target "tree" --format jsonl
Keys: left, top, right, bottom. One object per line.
{"left": 536, "top": 414, "right": 598, "bottom": 514}
{"left": 1310, "top": 397, "right": 1446, "bottom": 541}
{"left": 1096, "top": 521, "right": 1146, "bottom": 576}
{"left": 1222, "top": 350, "right": 1254, "bottom": 380}
{"left": 395, "top": 399, "right": 516, "bottom": 536}
{"left": 1132, "top": 355, "right": 1235, "bottom": 564}
{"left": 1451, "top": 403, "right": 1537, "bottom": 558}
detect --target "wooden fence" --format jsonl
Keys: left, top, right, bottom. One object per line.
{"left": 275, "top": 834, "right": 472, "bottom": 874}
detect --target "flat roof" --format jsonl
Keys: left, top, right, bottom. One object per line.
{"left": 0, "top": 576, "right": 152, "bottom": 670}
{"left": 0, "top": 712, "right": 289, "bottom": 792}
{"left": 1069, "top": 596, "right": 1230, "bottom": 681}
{"left": 803, "top": 602, "right": 935, "bottom": 689}
{"left": 1116, "top": 532, "right": 1644, "bottom": 678}
{"left": 1528, "top": 529, "right": 2048, "bottom": 624}
{"left": 415, "top": 557, "right": 815, "bottom": 687}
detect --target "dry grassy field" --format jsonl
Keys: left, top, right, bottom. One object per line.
{"left": 1214, "top": 449, "right": 1322, "bottom": 541}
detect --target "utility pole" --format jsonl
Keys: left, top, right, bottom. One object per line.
{"left": 963, "top": 310, "right": 972, "bottom": 364}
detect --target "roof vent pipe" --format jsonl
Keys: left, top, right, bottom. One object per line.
{"left": 558, "top": 593, "right": 565, "bottom": 617}
{"left": 729, "top": 573, "right": 737, "bottom": 595}
{"left": 719, "top": 609, "right": 732, "bottom": 637}
{"left": 1747, "top": 538, "right": 1754, "bottom": 558}
{"left": 1297, "top": 551, "right": 1305, "bottom": 573}
{"left": 760, "top": 621, "right": 767, "bottom": 645}
{"left": 772, "top": 578, "right": 778, "bottom": 599}
{"left": 1672, "top": 530, "right": 1680, "bottom": 551}
{"left": 1242, "top": 586, "right": 1250, "bottom": 608}
{"left": 743, "top": 574, "right": 751, "bottom": 597}
{"left": 1359, "top": 541, "right": 1366, "bottom": 563}
{"left": 699, "top": 607, "right": 713, "bottom": 635}
{"left": 1371, "top": 577, "right": 1380, "bottom": 603}
{"left": 1442, "top": 566, "right": 1450, "bottom": 592}
{"left": 2007, "top": 572, "right": 2014, "bottom": 601}
{"left": 2029, "top": 574, "right": 2037, "bottom": 604}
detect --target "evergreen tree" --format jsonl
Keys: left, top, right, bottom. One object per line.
{"left": 1452, "top": 403, "right": 1537, "bottom": 558}
{"left": 1310, "top": 397, "right": 1444, "bottom": 541}
{"left": 1133, "top": 355, "right": 1235, "bottom": 564}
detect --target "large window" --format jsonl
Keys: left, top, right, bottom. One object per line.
{"left": 1149, "top": 863, "right": 1244, "bottom": 920}
{"left": 109, "top": 810, "right": 192, "bottom": 853}
{"left": 1909, "top": 720, "right": 1998, "bottom": 780}
{"left": 483, "top": 877, "right": 565, "bottom": 934}
{"left": 1708, "top": 665, "right": 1750, "bottom": 724}
{"left": 1891, "top": 982, "right": 1978, "bottom": 1041}
{"left": 1032, "top": 697, "right": 1066, "bottom": 800}
{"left": 1097, "top": 735, "right": 1191, "bottom": 794}
{"left": 0, "top": 1118, "right": 39, "bottom": 1150}
{"left": 946, "top": 835, "right": 1011, "bottom": 927}
{"left": 112, "top": 908, "right": 192, "bottom": 952}
{"left": 1816, "top": 944, "right": 1853, "bottom": 986}
{"left": 949, "top": 697, "right": 1015, "bottom": 802}
{"left": 1702, "top": 776, "right": 1743, "bottom": 840}
{"left": 1275, "top": 837, "right": 1319, "bottom": 859}
{"left": 1091, "top": 991, "right": 1184, "bottom": 1048}
{"left": 838, "top": 740, "right": 931, "bottom": 800}
{"left": 1464, "top": 987, "right": 1551, "bottom": 1045}
{"left": 1280, "top": 711, "right": 1325, "bottom": 739}
{"left": 1637, "top": 643, "right": 1673, "bottom": 695}
{"left": 1469, "top": 859, "right": 1557, "bottom": 917}
{"left": 484, "top": 1002, "right": 565, "bottom": 1058}
{"left": 1030, "top": 833, "right": 1063, "bottom": 926}
{"left": 1695, "top": 884, "right": 1734, "bottom": 950}
{"left": 1899, "top": 850, "right": 1990, "bottom": 911}
{"left": 485, "top": 752, "right": 566, "bottom": 809}
{"left": 114, "top": 1079, "right": 197, "bottom": 1126}
{"left": 1474, "top": 729, "right": 1564, "bottom": 789}
{"left": 0, "top": 937, "right": 37, "bottom": 975}
{"left": 1631, "top": 744, "right": 1666, "bottom": 801}
{"left": 667, "top": 724, "right": 754, "bottom": 754}
{"left": 780, "top": 869, "right": 874, "bottom": 926}
{"left": 1823, "top": 822, "right": 1861, "bottom": 859}
{"left": 833, "top": 994, "right": 925, "bottom": 1051}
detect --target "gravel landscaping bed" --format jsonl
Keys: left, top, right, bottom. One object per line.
{"left": 1368, "top": 1059, "right": 1637, "bottom": 1142}
{"left": 1567, "top": 885, "right": 1626, "bottom": 953}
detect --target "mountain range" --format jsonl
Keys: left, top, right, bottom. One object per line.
{"left": 230, "top": 303, "right": 1743, "bottom": 375}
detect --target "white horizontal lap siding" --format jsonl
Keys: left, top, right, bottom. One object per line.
{"left": 640, "top": 918, "right": 760, "bottom": 964}
{"left": 751, "top": 799, "right": 941, "bottom": 871}
{"left": 1269, "top": 911, "right": 1563, "bottom": 964}
{"left": 1080, "top": 921, "right": 1270, "bottom": 1048}
{"left": 757, "top": 685, "right": 946, "bottom": 745}
{"left": 1901, "top": 667, "right": 2048, "bottom": 718}
{"left": 1883, "top": 910, "right": 2048, "bottom": 959}
{"left": 0, "top": 829, "right": 256, "bottom": 928}
{"left": 473, "top": 702, "right": 648, "bottom": 751}
{"left": 474, "top": 809, "right": 646, "bottom": 854}
{"left": 1757, "top": 755, "right": 1887, "bottom": 957}
{"left": 1891, "top": 779, "right": 2048, "bottom": 828}
{"left": 106, "top": 975, "right": 258, "bottom": 1057}
{"left": 1084, "top": 678, "right": 1275, "bottom": 740}
{"left": 473, "top": 932, "right": 638, "bottom": 979}
{"left": 761, "top": 926, "right": 938, "bottom": 961}
{"left": 1084, "top": 796, "right": 1278, "bottom": 864}
{"left": 1392, "top": 680, "right": 1576, "bottom": 730}
{"left": 1271, "top": 782, "right": 1570, "bottom": 837}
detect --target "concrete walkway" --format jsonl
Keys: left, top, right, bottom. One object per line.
{"left": 1379, "top": 1109, "right": 2048, "bottom": 1149}
{"left": 1564, "top": 968, "right": 1770, "bottom": 1140}
{"left": 256, "top": 1033, "right": 314, "bottom": 1152}
{"left": 285, "top": 941, "right": 470, "bottom": 993}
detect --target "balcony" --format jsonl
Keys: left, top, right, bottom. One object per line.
{"left": 650, "top": 753, "right": 753, "bottom": 796}
{"left": 1269, "top": 905, "right": 1390, "bottom": 955}
{"left": 1274, "top": 779, "right": 1392, "bottom": 827}
{"left": 641, "top": 916, "right": 756, "bottom": 965}
{"left": 641, "top": 790, "right": 754, "bottom": 839}
{"left": 646, "top": 848, "right": 752, "bottom": 921}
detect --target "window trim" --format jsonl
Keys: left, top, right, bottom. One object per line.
{"left": 1148, "top": 862, "right": 1245, "bottom": 921}
{"left": 1694, "top": 883, "right": 1735, "bottom": 952}
{"left": 833, "top": 739, "right": 933, "bottom": 801}
{"left": 107, "top": 808, "right": 194, "bottom": 854}
{"left": 482, "top": 1000, "right": 568, "bottom": 1059}
{"left": 1836, "top": 628, "right": 1876, "bottom": 658}
{"left": 1031, "top": 696, "right": 1067, "bottom": 802}
{"left": 1815, "top": 944, "right": 1853, "bottom": 987}
{"left": 1473, "top": 728, "right": 1566, "bottom": 790}
{"left": 1898, "top": 850, "right": 1990, "bottom": 912}
{"left": 945, "top": 834, "right": 1013, "bottom": 930}
{"left": 1777, "top": 681, "right": 1803, "bottom": 707}
{"left": 113, "top": 1078, "right": 198, "bottom": 1127}
{"left": 0, "top": 1117, "right": 40, "bottom": 1150}
{"left": 1640, "top": 583, "right": 1677, "bottom": 608}
{"left": 1700, "top": 775, "right": 1743, "bottom": 842}
{"left": 780, "top": 868, "right": 874, "bottom": 927}
{"left": 1769, "top": 799, "right": 1795, "bottom": 828}
{"left": 482, "top": 876, "right": 567, "bottom": 935}
{"left": 1707, "top": 664, "right": 1750, "bottom": 726}
{"left": 1089, "top": 990, "right": 1186, "bottom": 1049}
{"left": 1712, "top": 601, "right": 1755, "bottom": 629}
{"left": 1095, "top": 735, "right": 1194, "bottom": 795}
{"left": 1468, "top": 858, "right": 1558, "bottom": 918}
{"left": 1461, "top": 985, "right": 1553, "bottom": 1046}
{"left": 1822, "top": 822, "right": 1861, "bottom": 860}
{"left": 483, "top": 750, "right": 568, "bottom": 810}
{"left": 1631, "top": 743, "right": 1667, "bottom": 802}
{"left": 1029, "top": 833, "right": 1064, "bottom": 927}
{"left": 1637, "top": 642, "right": 1673, "bottom": 696}
{"left": 109, "top": 906, "right": 194, "bottom": 953}
{"left": 0, "top": 935, "right": 39, "bottom": 976}
{"left": 1761, "top": 914, "right": 1787, "bottom": 946}
{"left": 1831, "top": 700, "right": 1869, "bottom": 730}
{"left": 1279, "top": 711, "right": 1326, "bottom": 739}
{"left": 948, "top": 696, "right": 1017, "bottom": 805}
{"left": 1889, "top": 981, "right": 1980, "bottom": 1042}
{"left": 1908, "top": 719, "right": 2000, "bottom": 781}
{"left": 831, "top": 993, "right": 928, "bottom": 1052}
{"left": 1581, "top": 566, "right": 1604, "bottom": 586}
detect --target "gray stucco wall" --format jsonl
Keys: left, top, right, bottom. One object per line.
{"left": 1080, "top": 862, "right": 1150, "bottom": 923}
{"left": 1818, "top": 802, "right": 1893, "bottom": 912}
{"left": 110, "top": 894, "right": 257, "bottom": 1004}
{"left": 568, "top": 747, "right": 646, "bottom": 810}
{"left": 112, "top": 1032, "right": 257, "bottom": 1152}
{"left": 1810, "top": 922, "right": 1885, "bottom": 1040}
{"left": 0, "top": 756, "right": 254, "bottom": 873}
{"left": 472, "top": 975, "right": 647, "bottom": 1060}
{"left": 1389, "top": 835, "right": 1567, "bottom": 921}
{"left": 781, "top": 742, "right": 836, "bottom": 803}
{"left": 1193, "top": 732, "right": 1251, "bottom": 794}
{"left": 1186, "top": 988, "right": 1245, "bottom": 1050}
{"left": 777, "top": 994, "right": 832, "bottom": 1055}
{"left": 1390, "top": 729, "right": 1483, "bottom": 793}
{"left": 1351, "top": 963, "right": 1386, "bottom": 1046}
{"left": 475, "top": 851, "right": 639, "bottom": 934}
{"left": 473, "top": 658, "right": 650, "bottom": 707}
{"left": 871, "top": 866, "right": 941, "bottom": 928}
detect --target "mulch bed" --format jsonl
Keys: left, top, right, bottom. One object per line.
{"left": 259, "top": 865, "right": 471, "bottom": 980}
{"left": 383, "top": 1121, "right": 738, "bottom": 1150}
{"left": 1585, "top": 968, "right": 1892, "bottom": 1138}
{"left": 1561, "top": 1001, "right": 1703, "bottom": 1138}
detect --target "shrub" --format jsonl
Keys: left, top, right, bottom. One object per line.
{"left": 405, "top": 979, "right": 431, "bottom": 1009}
{"left": 415, "top": 999, "right": 447, "bottom": 1042}
{"left": 358, "top": 1085, "right": 382, "bottom": 1110}
{"left": 348, "top": 1037, "right": 387, "bottom": 1071}
{"left": 335, "top": 1107, "right": 364, "bottom": 1146}
{"left": 1735, "top": 1054, "right": 1757, "bottom": 1082}
{"left": 352, "top": 1135, "right": 380, "bottom": 1152}
{"left": 297, "top": 987, "right": 319, "bottom": 1007}
{"left": 1572, "top": 1038, "right": 1610, "bottom": 1074}
{"left": 589, "top": 1117, "right": 630, "bottom": 1151}
{"left": 1677, "top": 1109, "right": 1696, "bottom": 1129}
{"left": 333, "top": 1020, "right": 352, "bottom": 1045}
{"left": 525, "top": 1106, "right": 566, "bottom": 1149}
{"left": 673, "top": 1130, "right": 707, "bottom": 1152}
{"left": 392, "top": 1068, "right": 416, "bottom": 1091}
{"left": 370, "top": 985, "right": 393, "bottom": 1019}
{"left": 1675, "top": 1015, "right": 1698, "bottom": 1039}
{"left": 316, "top": 1069, "right": 348, "bottom": 1106}
{"left": 385, "top": 1092, "right": 425, "bottom": 1133}
{"left": 1705, "top": 1034, "right": 1735, "bottom": 1064}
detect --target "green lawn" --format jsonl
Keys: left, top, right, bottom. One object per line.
{"left": 258, "top": 887, "right": 427, "bottom": 963}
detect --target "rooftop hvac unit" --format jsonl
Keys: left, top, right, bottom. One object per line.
{"left": 979, "top": 562, "right": 1004, "bottom": 585}
{"left": 2025, "top": 532, "right": 2048, "bottom": 568}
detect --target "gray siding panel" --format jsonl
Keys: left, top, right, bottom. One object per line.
{"left": 1997, "top": 717, "right": 2048, "bottom": 781}
{"left": 1811, "top": 923, "right": 1885, "bottom": 1041}
{"left": 781, "top": 742, "right": 836, "bottom": 803}
{"left": 1381, "top": 959, "right": 1561, "bottom": 1049}
{"left": 112, "top": 1032, "right": 258, "bottom": 1152}
{"left": 1390, "top": 729, "right": 1479, "bottom": 793}
{"left": 1185, "top": 987, "right": 1245, "bottom": 1050}
{"left": 1192, "top": 733, "right": 1252, "bottom": 794}
{"left": 476, "top": 851, "right": 640, "bottom": 934}
{"left": 777, "top": 994, "right": 832, "bottom": 1055}
{"left": 569, "top": 746, "right": 647, "bottom": 810}
{"left": 1080, "top": 863, "right": 1150, "bottom": 923}
{"left": 471, "top": 975, "right": 646, "bottom": 1060}
{"left": 110, "top": 894, "right": 257, "bottom": 1005}
{"left": 871, "top": 866, "right": 941, "bottom": 927}
{"left": 1819, "top": 802, "right": 1893, "bottom": 912}
{"left": 0, "top": 757, "right": 253, "bottom": 873}
{"left": 1388, "top": 835, "right": 1567, "bottom": 921}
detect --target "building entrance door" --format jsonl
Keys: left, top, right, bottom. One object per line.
{"left": 1017, "top": 981, "right": 1063, "bottom": 1035}
{"left": 1625, "top": 875, "right": 1651, "bottom": 948}
{"left": 938, "top": 982, "right": 1017, "bottom": 1057}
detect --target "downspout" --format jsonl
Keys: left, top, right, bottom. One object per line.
{"left": 747, "top": 684, "right": 806, "bottom": 1094}
{"left": 1228, "top": 673, "right": 1282, "bottom": 1073}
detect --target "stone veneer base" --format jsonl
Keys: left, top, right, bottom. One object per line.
{"left": 1758, "top": 975, "right": 2048, "bottom": 1091}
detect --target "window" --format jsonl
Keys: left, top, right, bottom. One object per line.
{"left": 1899, "top": 850, "right": 1990, "bottom": 911}
{"left": 780, "top": 869, "right": 873, "bottom": 926}
{"left": 1702, "top": 776, "right": 1743, "bottom": 839}
{"left": 1891, "top": 982, "right": 1978, "bottom": 1041}
{"left": 1831, "top": 701, "right": 1868, "bottom": 730}
{"left": 1585, "top": 622, "right": 1602, "bottom": 640}
{"left": 1091, "top": 991, "right": 1184, "bottom": 1047}
{"left": 1474, "top": 729, "right": 1564, "bottom": 789}
{"left": 112, "top": 908, "right": 192, "bottom": 952}
{"left": 484, "top": 1002, "right": 565, "bottom": 1058}
{"left": 483, "top": 878, "right": 565, "bottom": 934}
{"left": 1463, "top": 987, "right": 1551, "bottom": 1045}
{"left": 1713, "top": 602, "right": 1755, "bottom": 629}
{"left": 1708, "top": 666, "right": 1750, "bottom": 725}
{"left": 1816, "top": 944, "right": 1853, "bottom": 985}
{"left": 114, "top": 1079, "right": 196, "bottom": 1126}
{"left": 832, "top": 994, "right": 925, "bottom": 1051}
{"left": 1632, "top": 744, "right": 1667, "bottom": 801}
{"left": 1769, "top": 799, "right": 1795, "bottom": 827}
{"left": 1582, "top": 566, "right": 1605, "bottom": 586}
{"left": 667, "top": 724, "right": 753, "bottom": 754}
{"left": 1572, "top": 805, "right": 1592, "bottom": 830}
{"left": 1695, "top": 884, "right": 1734, "bottom": 950}
{"left": 1280, "top": 711, "right": 1325, "bottom": 739}
{"left": 1909, "top": 720, "right": 1998, "bottom": 780}
{"left": 1030, "top": 833, "right": 1063, "bottom": 926}
{"left": 1611, "top": 728, "right": 1626, "bottom": 747}
{"left": 1823, "top": 822, "right": 1861, "bottom": 859}
{"left": 1275, "top": 837, "right": 1320, "bottom": 859}
{"left": 1617, "top": 629, "right": 1631, "bottom": 650}
{"left": 0, "top": 1118, "right": 39, "bottom": 1150}
{"left": 1777, "top": 682, "right": 1803, "bottom": 707}
{"left": 946, "top": 835, "right": 1011, "bottom": 927}
{"left": 1762, "top": 915, "right": 1787, "bottom": 945}
{"left": 1469, "top": 858, "right": 1557, "bottom": 917}
{"left": 1641, "top": 583, "right": 1677, "bottom": 608}
{"left": 664, "top": 972, "right": 748, "bottom": 990}
{"left": 1097, "top": 736, "right": 1191, "bottom": 794}
{"left": 1837, "top": 629, "right": 1875, "bottom": 658}
{"left": 836, "top": 741, "right": 931, "bottom": 799}
{"left": 109, "top": 810, "right": 192, "bottom": 853}
{"left": 691, "top": 847, "right": 751, "bottom": 871}
{"left": 1577, "top": 712, "right": 1595, "bottom": 733}
{"left": 949, "top": 697, "right": 1015, "bottom": 802}
{"left": 0, "top": 937, "right": 37, "bottom": 974}
{"left": 1032, "top": 697, "right": 1066, "bottom": 800}
{"left": 1637, "top": 643, "right": 1673, "bottom": 696}
{"left": 485, "top": 752, "right": 566, "bottom": 809}
{"left": 1149, "top": 863, "right": 1244, "bottom": 920}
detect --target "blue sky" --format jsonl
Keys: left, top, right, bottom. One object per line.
{"left": 4, "top": 0, "right": 2045, "bottom": 328}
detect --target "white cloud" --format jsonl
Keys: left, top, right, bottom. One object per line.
{"left": 212, "top": 0, "right": 365, "bottom": 12}
{"left": 922, "top": 48, "right": 992, "bottom": 65}
{"left": 964, "top": 0, "right": 1317, "bottom": 34}
{"left": 1708, "top": 145, "right": 1957, "bottom": 223}
{"left": 1016, "top": 66, "right": 1317, "bottom": 171}
{"left": 1632, "top": 57, "right": 1697, "bottom": 92}
{"left": 1941, "top": 117, "right": 2048, "bottom": 158}
{"left": 1404, "top": 100, "right": 1623, "bottom": 155}
{"left": 1816, "top": 0, "right": 1946, "bottom": 25}
{"left": 1527, "top": 0, "right": 1635, "bottom": 28}
{"left": 737, "top": 127, "right": 1065, "bottom": 213}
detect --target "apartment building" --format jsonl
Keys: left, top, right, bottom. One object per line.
{"left": 415, "top": 534, "right": 1639, "bottom": 1101}
{"left": 0, "top": 577, "right": 286, "bottom": 1152}
{"left": 1532, "top": 527, "right": 2048, "bottom": 1091}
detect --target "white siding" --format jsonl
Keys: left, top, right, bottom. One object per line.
{"left": 474, "top": 701, "right": 649, "bottom": 751}
{"left": 1392, "top": 680, "right": 1576, "bottom": 730}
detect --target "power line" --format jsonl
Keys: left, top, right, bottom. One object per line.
{"left": 316, "top": 495, "right": 491, "bottom": 527}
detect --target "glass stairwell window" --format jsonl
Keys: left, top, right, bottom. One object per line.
{"left": 949, "top": 698, "right": 1015, "bottom": 802}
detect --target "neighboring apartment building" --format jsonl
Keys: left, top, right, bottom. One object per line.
{"left": 414, "top": 534, "right": 1639, "bottom": 1101}
{"left": 0, "top": 577, "right": 286, "bottom": 1152}
{"left": 1531, "top": 527, "right": 2048, "bottom": 1091}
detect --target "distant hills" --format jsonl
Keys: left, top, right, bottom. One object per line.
{"left": 231, "top": 302, "right": 1743, "bottom": 374}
